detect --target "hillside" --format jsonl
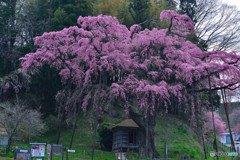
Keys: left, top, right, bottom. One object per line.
{"left": 0, "top": 110, "right": 222, "bottom": 160}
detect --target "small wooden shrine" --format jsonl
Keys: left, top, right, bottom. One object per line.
{"left": 111, "top": 118, "right": 144, "bottom": 152}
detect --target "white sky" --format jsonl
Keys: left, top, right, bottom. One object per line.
{"left": 217, "top": 1, "right": 240, "bottom": 103}
{"left": 221, "top": 0, "right": 240, "bottom": 9}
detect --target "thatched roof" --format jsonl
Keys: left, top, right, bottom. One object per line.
{"left": 111, "top": 119, "right": 139, "bottom": 129}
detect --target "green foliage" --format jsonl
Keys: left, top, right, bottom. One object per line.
{"left": 92, "top": 0, "right": 175, "bottom": 28}
{"left": 149, "top": 0, "right": 168, "bottom": 21}
{"left": 129, "top": 0, "right": 151, "bottom": 25}
{"left": 45, "top": 115, "right": 59, "bottom": 129}
{"left": 148, "top": 0, "right": 173, "bottom": 29}
{"left": 213, "top": 93, "right": 220, "bottom": 109}
{"left": 22, "top": 65, "right": 62, "bottom": 117}
{"left": 199, "top": 91, "right": 220, "bottom": 111}
{"left": 97, "top": 122, "right": 114, "bottom": 151}
{"left": 92, "top": 0, "right": 134, "bottom": 28}
{"left": 51, "top": 7, "right": 69, "bottom": 30}
{"left": 50, "top": 0, "right": 93, "bottom": 30}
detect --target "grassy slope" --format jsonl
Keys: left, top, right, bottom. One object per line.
{"left": 0, "top": 112, "right": 231, "bottom": 160}
{"left": 155, "top": 115, "right": 213, "bottom": 159}
{"left": 155, "top": 115, "right": 203, "bottom": 159}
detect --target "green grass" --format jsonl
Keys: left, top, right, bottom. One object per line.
{"left": 0, "top": 112, "right": 235, "bottom": 160}
{"left": 154, "top": 115, "right": 204, "bottom": 159}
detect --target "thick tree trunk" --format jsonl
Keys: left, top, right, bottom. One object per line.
{"left": 130, "top": 110, "right": 160, "bottom": 158}
{"left": 149, "top": 114, "right": 160, "bottom": 158}
{"left": 144, "top": 112, "right": 160, "bottom": 158}
{"left": 6, "top": 135, "right": 13, "bottom": 154}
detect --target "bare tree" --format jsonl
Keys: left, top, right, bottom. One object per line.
{"left": 0, "top": 69, "right": 31, "bottom": 102}
{"left": 0, "top": 102, "right": 46, "bottom": 153}
{"left": 194, "top": 0, "right": 240, "bottom": 51}
{"left": 15, "top": 0, "right": 50, "bottom": 49}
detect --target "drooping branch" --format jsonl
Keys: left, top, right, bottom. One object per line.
{"left": 194, "top": 82, "right": 240, "bottom": 93}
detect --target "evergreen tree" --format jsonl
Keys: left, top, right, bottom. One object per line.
{"left": 129, "top": 0, "right": 151, "bottom": 24}
{"left": 50, "top": 0, "right": 93, "bottom": 30}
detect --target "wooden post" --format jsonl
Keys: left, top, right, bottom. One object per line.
{"left": 224, "top": 155, "right": 225, "bottom": 160}
{"left": 150, "top": 154, "right": 152, "bottom": 160}
{"left": 238, "top": 151, "right": 239, "bottom": 160}
{"left": 83, "top": 150, "right": 85, "bottom": 160}
{"left": 213, "top": 156, "right": 215, "bottom": 160}
{"left": 189, "top": 154, "right": 191, "bottom": 160}
{"left": 177, "top": 154, "right": 179, "bottom": 160}
{"left": 232, "top": 155, "right": 234, "bottom": 160}
{"left": 201, "top": 154, "right": 203, "bottom": 160}
{"left": 66, "top": 151, "right": 69, "bottom": 160}
{"left": 238, "top": 147, "right": 240, "bottom": 160}
{"left": 101, "top": 152, "right": 103, "bottom": 160}
{"left": 116, "top": 152, "right": 118, "bottom": 160}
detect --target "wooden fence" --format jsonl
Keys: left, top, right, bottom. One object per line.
{"left": 72, "top": 151, "right": 240, "bottom": 160}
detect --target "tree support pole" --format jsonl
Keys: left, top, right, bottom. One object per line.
{"left": 221, "top": 89, "right": 235, "bottom": 152}
{"left": 208, "top": 75, "right": 219, "bottom": 160}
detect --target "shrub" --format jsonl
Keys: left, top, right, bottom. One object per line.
{"left": 97, "top": 122, "right": 114, "bottom": 151}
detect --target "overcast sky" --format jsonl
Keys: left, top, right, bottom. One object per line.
{"left": 216, "top": 0, "right": 240, "bottom": 103}
{"left": 221, "top": 0, "right": 240, "bottom": 9}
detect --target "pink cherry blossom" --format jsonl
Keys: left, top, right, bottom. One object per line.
{"left": 20, "top": 12, "right": 240, "bottom": 118}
